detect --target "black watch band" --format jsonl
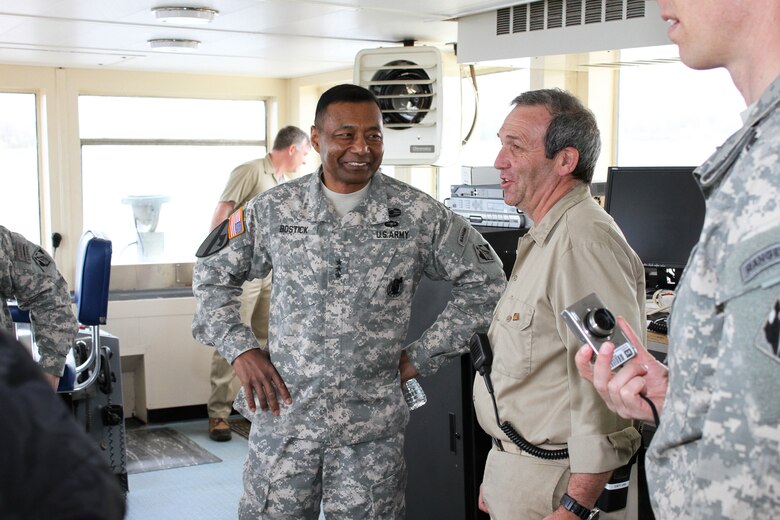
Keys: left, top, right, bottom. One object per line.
{"left": 560, "top": 493, "right": 600, "bottom": 520}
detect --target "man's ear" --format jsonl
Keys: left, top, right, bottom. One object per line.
{"left": 310, "top": 125, "right": 320, "bottom": 153}
{"left": 556, "top": 147, "right": 579, "bottom": 177}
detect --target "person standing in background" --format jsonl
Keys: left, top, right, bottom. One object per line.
{"left": 206, "top": 126, "right": 311, "bottom": 442}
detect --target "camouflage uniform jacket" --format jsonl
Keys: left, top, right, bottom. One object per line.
{"left": 0, "top": 226, "right": 78, "bottom": 377}
{"left": 193, "top": 169, "right": 506, "bottom": 446}
{"left": 647, "top": 75, "right": 780, "bottom": 518}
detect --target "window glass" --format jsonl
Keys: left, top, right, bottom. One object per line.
{"left": 438, "top": 67, "right": 531, "bottom": 201}
{"left": 617, "top": 45, "right": 744, "bottom": 166}
{"left": 0, "top": 92, "right": 41, "bottom": 243}
{"left": 79, "top": 96, "right": 266, "bottom": 265}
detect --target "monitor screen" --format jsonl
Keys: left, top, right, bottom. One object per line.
{"left": 604, "top": 166, "right": 705, "bottom": 269}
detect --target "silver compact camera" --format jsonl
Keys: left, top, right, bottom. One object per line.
{"left": 561, "top": 293, "right": 637, "bottom": 370}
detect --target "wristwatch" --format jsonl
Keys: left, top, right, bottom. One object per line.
{"left": 560, "top": 493, "right": 600, "bottom": 520}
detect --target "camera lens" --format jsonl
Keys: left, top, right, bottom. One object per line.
{"left": 585, "top": 308, "right": 615, "bottom": 338}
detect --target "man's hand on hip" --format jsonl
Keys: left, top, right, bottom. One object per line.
{"left": 232, "top": 349, "right": 291, "bottom": 416}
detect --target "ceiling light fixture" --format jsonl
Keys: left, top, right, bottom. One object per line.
{"left": 148, "top": 38, "right": 201, "bottom": 52}
{"left": 152, "top": 6, "right": 219, "bottom": 24}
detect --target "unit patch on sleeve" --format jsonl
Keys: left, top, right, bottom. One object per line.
{"left": 474, "top": 243, "right": 496, "bottom": 263}
{"left": 195, "top": 219, "right": 229, "bottom": 258}
{"left": 757, "top": 298, "right": 780, "bottom": 360}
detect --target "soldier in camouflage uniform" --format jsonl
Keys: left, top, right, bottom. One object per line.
{"left": 575, "top": 1, "right": 780, "bottom": 518}
{"left": 192, "top": 84, "right": 506, "bottom": 519}
{"left": 0, "top": 225, "right": 79, "bottom": 390}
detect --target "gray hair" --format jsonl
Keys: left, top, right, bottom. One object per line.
{"left": 511, "top": 89, "right": 601, "bottom": 183}
{"left": 272, "top": 125, "right": 310, "bottom": 151}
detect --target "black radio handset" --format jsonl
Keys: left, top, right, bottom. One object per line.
{"left": 469, "top": 333, "right": 494, "bottom": 394}
{"left": 468, "top": 332, "right": 569, "bottom": 460}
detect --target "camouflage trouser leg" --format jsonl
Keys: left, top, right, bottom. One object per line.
{"left": 238, "top": 428, "right": 406, "bottom": 520}
{"left": 239, "top": 431, "right": 323, "bottom": 520}
{"left": 321, "top": 432, "right": 406, "bottom": 520}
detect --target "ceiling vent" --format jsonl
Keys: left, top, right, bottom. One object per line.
{"left": 354, "top": 46, "right": 461, "bottom": 166}
{"left": 458, "top": 0, "right": 669, "bottom": 63}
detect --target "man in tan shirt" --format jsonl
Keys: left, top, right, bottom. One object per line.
{"left": 473, "top": 89, "right": 645, "bottom": 519}
{"left": 207, "top": 125, "right": 310, "bottom": 441}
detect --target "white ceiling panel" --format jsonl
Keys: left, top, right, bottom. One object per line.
{"left": 0, "top": 0, "right": 511, "bottom": 77}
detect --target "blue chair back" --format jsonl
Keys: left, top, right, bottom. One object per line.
{"left": 74, "top": 231, "right": 112, "bottom": 326}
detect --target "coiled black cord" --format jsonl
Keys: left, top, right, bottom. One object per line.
{"left": 486, "top": 374, "right": 569, "bottom": 460}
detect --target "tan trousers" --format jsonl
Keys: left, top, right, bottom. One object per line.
{"left": 481, "top": 446, "right": 629, "bottom": 520}
{"left": 207, "top": 273, "right": 272, "bottom": 419}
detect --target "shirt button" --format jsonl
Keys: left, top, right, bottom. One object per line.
{"left": 511, "top": 274, "right": 518, "bottom": 281}
{"left": 506, "top": 315, "right": 512, "bottom": 321}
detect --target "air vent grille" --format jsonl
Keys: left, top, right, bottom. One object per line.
{"left": 565, "top": 0, "right": 582, "bottom": 26}
{"left": 584, "top": 0, "right": 602, "bottom": 24}
{"left": 626, "top": 0, "right": 645, "bottom": 19}
{"left": 496, "top": 0, "right": 647, "bottom": 35}
{"left": 530, "top": 1, "right": 545, "bottom": 31}
{"left": 548, "top": 0, "right": 563, "bottom": 28}
{"left": 513, "top": 4, "right": 528, "bottom": 33}
{"left": 497, "top": 7, "right": 511, "bottom": 35}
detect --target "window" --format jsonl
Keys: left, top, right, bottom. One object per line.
{"left": 617, "top": 45, "right": 744, "bottom": 166}
{"left": 0, "top": 92, "right": 41, "bottom": 243}
{"left": 79, "top": 96, "right": 266, "bottom": 265}
{"left": 437, "top": 67, "right": 531, "bottom": 200}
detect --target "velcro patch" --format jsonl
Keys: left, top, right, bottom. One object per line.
{"left": 228, "top": 207, "right": 245, "bottom": 239}
{"left": 195, "top": 220, "right": 229, "bottom": 258}
{"left": 474, "top": 243, "right": 496, "bottom": 263}
{"left": 757, "top": 298, "right": 780, "bottom": 360}
{"left": 741, "top": 243, "right": 780, "bottom": 282}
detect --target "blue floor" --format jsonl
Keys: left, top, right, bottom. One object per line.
{"left": 125, "top": 419, "right": 247, "bottom": 520}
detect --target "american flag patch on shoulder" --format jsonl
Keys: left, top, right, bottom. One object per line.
{"left": 228, "top": 207, "right": 245, "bottom": 239}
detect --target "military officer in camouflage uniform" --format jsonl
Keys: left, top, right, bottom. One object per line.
{"left": 192, "top": 84, "right": 506, "bottom": 519}
{"left": 0, "top": 225, "right": 79, "bottom": 390}
{"left": 575, "top": 1, "right": 780, "bottom": 517}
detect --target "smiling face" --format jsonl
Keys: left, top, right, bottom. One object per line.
{"left": 494, "top": 104, "right": 559, "bottom": 215}
{"left": 311, "top": 101, "right": 384, "bottom": 194}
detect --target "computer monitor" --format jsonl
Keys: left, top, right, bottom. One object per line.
{"left": 604, "top": 166, "right": 706, "bottom": 289}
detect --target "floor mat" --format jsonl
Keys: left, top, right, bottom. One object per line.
{"left": 230, "top": 418, "right": 252, "bottom": 439}
{"left": 126, "top": 427, "right": 222, "bottom": 474}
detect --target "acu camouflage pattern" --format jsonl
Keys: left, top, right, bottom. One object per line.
{"left": 240, "top": 423, "right": 405, "bottom": 519}
{"left": 647, "top": 75, "right": 780, "bottom": 518}
{"left": 192, "top": 169, "right": 506, "bottom": 446}
{"left": 0, "top": 226, "right": 78, "bottom": 377}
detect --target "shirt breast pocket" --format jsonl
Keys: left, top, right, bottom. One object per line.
{"left": 491, "top": 299, "right": 535, "bottom": 380}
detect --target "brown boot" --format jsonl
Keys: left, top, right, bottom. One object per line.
{"left": 209, "top": 417, "right": 232, "bottom": 442}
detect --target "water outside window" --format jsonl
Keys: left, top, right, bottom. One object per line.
{"left": 79, "top": 96, "right": 266, "bottom": 265}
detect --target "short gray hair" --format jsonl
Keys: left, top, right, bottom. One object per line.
{"left": 511, "top": 89, "right": 601, "bottom": 183}
{"left": 272, "top": 125, "right": 310, "bottom": 151}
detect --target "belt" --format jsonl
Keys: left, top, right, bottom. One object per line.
{"left": 492, "top": 437, "right": 567, "bottom": 456}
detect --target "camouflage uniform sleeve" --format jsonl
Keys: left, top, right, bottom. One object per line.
{"left": 405, "top": 211, "right": 506, "bottom": 376}
{"left": 2, "top": 229, "right": 78, "bottom": 377}
{"left": 191, "top": 202, "right": 271, "bottom": 363}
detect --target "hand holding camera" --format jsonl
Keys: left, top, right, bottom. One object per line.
{"left": 561, "top": 293, "right": 638, "bottom": 370}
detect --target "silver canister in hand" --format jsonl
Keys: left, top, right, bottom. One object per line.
{"left": 402, "top": 378, "right": 427, "bottom": 410}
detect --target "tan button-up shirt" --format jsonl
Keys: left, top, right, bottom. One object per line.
{"left": 473, "top": 183, "right": 645, "bottom": 473}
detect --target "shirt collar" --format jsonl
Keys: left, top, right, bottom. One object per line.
{"left": 526, "top": 183, "right": 592, "bottom": 246}
{"left": 302, "top": 166, "right": 387, "bottom": 224}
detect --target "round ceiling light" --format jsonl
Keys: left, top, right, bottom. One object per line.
{"left": 152, "top": 7, "right": 219, "bottom": 24}
{"left": 148, "top": 38, "right": 201, "bottom": 52}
